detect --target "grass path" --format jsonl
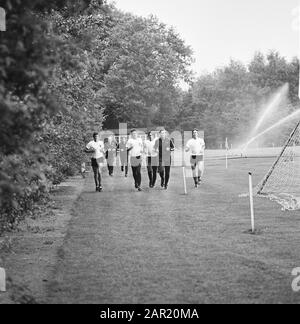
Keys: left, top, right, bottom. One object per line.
{"left": 46, "top": 160, "right": 300, "bottom": 304}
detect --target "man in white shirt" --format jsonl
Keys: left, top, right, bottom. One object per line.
{"left": 85, "top": 132, "right": 105, "bottom": 192}
{"left": 126, "top": 129, "right": 143, "bottom": 191}
{"left": 144, "top": 131, "right": 158, "bottom": 188}
{"left": 185, "top": 129, "right": 206, "bottom": 188}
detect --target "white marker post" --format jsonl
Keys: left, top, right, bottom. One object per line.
{"left": 248, "top": 173, "right": 255, "bottom": 233}
{"left": 225, "top": 138, "right": 229, "bottom": 169}
{"left": 182, "top": 167, "right": 187, "bottom": 195}
{"left": 0, "top": 268, "right": 6, "bottom": 292}
{"left": 226, "top": 152, "right": 228, "bottom": 169}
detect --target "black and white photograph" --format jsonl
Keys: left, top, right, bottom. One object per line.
{"left": 1, "top": 0, "right": 300, "bottom": 308}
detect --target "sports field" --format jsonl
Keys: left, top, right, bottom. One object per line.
{"left": 46, "top": 155, "right": 300, "bottom": 304}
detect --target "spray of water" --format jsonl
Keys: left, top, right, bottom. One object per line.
{"left": 240, "top": 84, "right": 289, "bottom": 152}
{"left": 251, "top": 83, "right": 289, "bottom": 136}
{"left": 242, "top": 109, "right": 300, "bottom": 150}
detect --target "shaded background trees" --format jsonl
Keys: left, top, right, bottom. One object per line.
{"left": 100, "top": 12, "right": 193, "bottom": 129}
{"left": 176, "top": 52, "right": 300, "bottom": 148}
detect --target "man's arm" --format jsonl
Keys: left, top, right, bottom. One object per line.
{"left": 126, "top": 140, "right": 134, "bottom": 152}
{"left": 84, "top": 142, "right": 92, "bottom": 153}
{"left": 170, "top": 139, "right": 175, "bottom": 152}
{"left": 185, "top": 140, "right": 190, "bottom": 153}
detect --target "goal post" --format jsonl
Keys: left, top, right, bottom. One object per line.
{"left": 257, "top": 120, "right": 300, "bottom": 194}
{"left": 254, "top": 120, "right": 300, "bottom": 210}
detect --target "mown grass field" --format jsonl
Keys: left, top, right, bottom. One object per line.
{"left": 46, "top": 156, "right": 300, "bottom": 304}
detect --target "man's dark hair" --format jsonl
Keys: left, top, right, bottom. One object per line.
{"left": 93, "top": 132, "right": 99, "bottom": 138}
{"left": 130, "top": 129, "right": 137, "bottom": 134}
{"left": 159, "top": 128, "right": 166, "bottom": 133}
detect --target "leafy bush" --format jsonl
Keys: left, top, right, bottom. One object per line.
{"left": 0, "top": 1, "right": 106, "bottom": 234}
{"left": 0, "top": 151, "right": 51, "bottom": 233}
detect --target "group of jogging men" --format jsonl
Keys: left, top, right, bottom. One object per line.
{"left": 85, "top": 128, "right": 205, "bottom": 192}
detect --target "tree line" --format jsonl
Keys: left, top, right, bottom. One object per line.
{"left": 176, "top": 52, "right": 300, "bottom": 148}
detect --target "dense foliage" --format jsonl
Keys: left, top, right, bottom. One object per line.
{"left": 0, "top": 0, "right": 109, "bottom": 232}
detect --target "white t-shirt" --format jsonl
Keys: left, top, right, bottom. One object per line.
{"left": 186, "top": 138, "right": 205, "bottom": 155}
{"left": 126, "top": 138, "right": 143, "bottom": 157}
{"left": 144, "top": 139, "right": 158, "bottom": 157}
{"left": 86, "top": 140, "right": 104, "bottom": 159}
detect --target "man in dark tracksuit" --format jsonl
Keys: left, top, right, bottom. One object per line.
{"left": 154, "top": 129, "right": 175, "bottom": 190}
